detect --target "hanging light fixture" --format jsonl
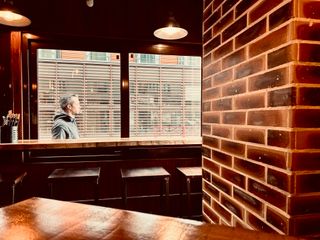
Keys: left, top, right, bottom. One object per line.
{"left": 153, "top": 13, "right": 188, "bottom": 40}
{"left": 0, "top": 0, "right": 31, "bottom": 27}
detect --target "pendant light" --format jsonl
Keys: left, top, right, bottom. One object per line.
{"left": 153, "top": 12, "right": 188, "bottom": 40}
{"left": 0, "top": 0, "right": 31, "bottom": 27}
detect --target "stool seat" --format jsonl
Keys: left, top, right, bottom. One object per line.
{"left": 0, "top": 171, "right": 27, "bottom": 204}
{"left": 120, "top": 167, "right": 170, "bottom": 214}
{"left": 48, "top": 167, "right": 100, "bottom": 203}
{"left": 177, "top": 166, "right": 202, "bottom": 218}
{"left": 121, "top": 167, "right": 170, "bottom": 179}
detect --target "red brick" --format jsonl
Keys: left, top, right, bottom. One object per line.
{"left": 203, "top": 53, "right": 212, "bottom": 67}
{"left": 203, "top": 112, "right": 220, "bottom": 124}
{"left": 211, "top": 125, "right": 231, "bottom": 138}
{"left": 222, "top": 15, "right": 247, "bottom": 42}
{"left": 235, "top": 92, "right": 265, "bottom": 109}
{"left": 203, "top": 102, "right": 211, "bottom": 112}
{"left": 296, "top": 22, "right": 320, "bottom": 41}
{"left": 299, "top": 87, "right": 320, "bottom": 106}
{"left": 234, "top": 127, "right": 265, "bottom": 144}
{"left": 233, "top": 187, "right": 263, "bottom": 214}
{"left": 213, "top": 69, "right": 233, "bottom": 85}
{"left": 247, "top": 145, "right": 287, "bottom": 169}
{"left": 268, "top": 87, "right": 296, "bottom": 107}
{"left": 291, "top": 152, "right": 320, "bottom": 171}
{"left": 204, "top": 181, "right": 220, "bottom": 200}
{"left": 249, "top": 25, "right": 288, "bottom": 58}
{"left": 202, "top": 77, "right": 212, "bottom": 90}
{"left": 221, "top": 167, "right": 245, "bottom": 189}
{"left": 295, "top": 173, "right": 320, "bottom": 193}
{"left": 267, "top": 168, "right": 292, "bottom": 192}
{"left": 203, "top": 157, "right": 220, "bottom": 175}
{"left": 213, "top": 200, "right": 232, "bottom": 222}
{"left": 300, "top": 43, "right": 320, "bottom": 63}
{"left": 299, "top": 0, "right": 320, "bottom": 19}
{"left": 235, "top": 19, "right": 266, "bottom": 48}
{"left": 213, "top": 11, "right": 233, "bottom": 34}
{"left": 222, "top": 79, "right": 246, "bottom": 97}
{"left": 235, "top": 0, "right": 257, "bottom": 17}
{"left": 292, "top": 109, "right": 320, "bottom": 128}
{"left": 222, "top": 0, "right": 240, "bottom": 15}
{"left": 267, "top": 129, "right": 294, "bottom": 148}
{"left": 247, "top": 212, "right": 276, "bottom": 233}
{"left": 296, "top": 130, "right": 320, "bottom": 149}
{"left": 222, "top": 111, "right": 246, "bottom": 125}
{"left": 248, "top": 110, "right": 288, "bottom": 127}
{"left": 221, "top": 194, "right": 243, "bottom": 219}
{"left": 202, "top": 168, "right": 211, "bottom": 181}
{"left": 204, "top": 10, "right": 221, "bottom": 33}
{"left": 267, "top": 44, "right": 297, "bottom": 69}
{"left": 248, "top": 178, "right": 287, "bottom": 211}
{"left": 235, "top": 56, "right": 264, "bottom": 79}
{"left": 222, "top": 48, "right": 246, "bottom": 69}
{"left": 249, "top": 0, "right": 283, "bottom": 24}
{"left": 212, "top": 149, "right": 232, "bottom": 166}
{"left": 289, "top": 195, "right": 320, "bottom": 215}
{"left": 203, "top": 61, "right": 221, "bottom": 78}
{"left": 204, "top": 35, "right": 221, "bottom": 55}
{"left": 203, "top": 87, "right": 220, "bottom": 101}
{"left": 249, "top": 67, "right": 288, "bottom": 91}
{"left": 211, "top": 174, "right": 232, "bottom": 195}
{"left": 266, "top": 207, "right": 290, "bottom": 234}
{"left": 294, "top": 65, "right": 320, "bottom": 84}
{"left": 211, "top": 98, "right": 232, "bottom": 110}
{"left": 269, "top": 2, "right": 293, "bottom": 30}
{"left": 203, "top": 191, "right": 212, "bottom": 206}
{"left": 221, "top": 140, "right": 245, "bottom": 157}
{"left": 203, "top": 136, "right": 219, "bottom": 148}
{"left": 234, "top": 157, "right": 265, "bottom": 180}
{"left": 213, "top": 40, "right": 233, "bottom": 60}
{"left": 202, "top": 146, "right": 211, "bottom": 158}
{"left": 203, "top": 202, "right": 219, "bottom": 223}
{"left": 202, "top": 124, "right": 211, "bottom": 135}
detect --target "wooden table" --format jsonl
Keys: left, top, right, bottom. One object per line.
{"left": 0, "top": 197, "right": 307, "bottom": 240}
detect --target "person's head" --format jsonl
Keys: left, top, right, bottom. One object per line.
{"left": 60, "top": 94, "right": 81, "bottom": 117}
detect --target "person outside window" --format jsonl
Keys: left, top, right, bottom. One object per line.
{"left": 51, "top": 93, "right": 81, "bottom": 139}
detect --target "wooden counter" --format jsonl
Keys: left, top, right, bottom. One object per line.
{"left": 0, "top": 136, "right": 202, "bottom": 150}
{"left": 0, "top": 197, "right": 307, "bottom": 240}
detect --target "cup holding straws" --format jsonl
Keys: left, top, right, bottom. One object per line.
{"left": 1, "top": 110, "right": 20, "bottom": 143}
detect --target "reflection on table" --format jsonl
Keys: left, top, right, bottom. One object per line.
{"left": 0, "top": 197, "right": 306, "bottom": 240}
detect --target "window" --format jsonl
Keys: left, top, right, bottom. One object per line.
{"left": 36, "top": 49, "right": 201, "bottom": 139}
{"left": 129, "top": 53, "right": 201, "bottom": 137}
{"left": 37, "top": 49, "right": 121, "bottom": 139}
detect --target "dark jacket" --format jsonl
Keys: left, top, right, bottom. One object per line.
{"left": 51, "top": 112, "right": 80, "bottom": 139}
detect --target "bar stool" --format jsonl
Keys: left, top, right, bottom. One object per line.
{"left": 0, "top": 171, "right": 27, "bottom": 204}
{"left": 120, "top": 167, "right": 170, "bottom": 213}
{"left": 48, "top": 167, "right": 100, "bottom": 203}
{"left": 177, "top": 166, "right": 202, "bottom": 218}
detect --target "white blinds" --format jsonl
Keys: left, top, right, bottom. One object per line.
{"left": 129, "top": 54, "right": 201, "bottom": 137}
{"left": 37, "top": 54, "right": 121, "bottom": 139}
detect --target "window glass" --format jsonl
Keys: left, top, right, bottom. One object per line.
{"left": 129, "top": 53, "right": 201, "bottom": 137}
{"left": 37, "top": 49, "right": 121, "bottom": 139}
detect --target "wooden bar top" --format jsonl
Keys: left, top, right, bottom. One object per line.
{"left": 0, "top": 197, "right": 307, "bottom": 240}
{"left": 0, "top": 136, "right": 201, "bottom": 151}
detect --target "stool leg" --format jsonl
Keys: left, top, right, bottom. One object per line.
{"left": 49, "top": 183, "right": 54, "bottom": 199}
{"left": 164, "top": 177, "right": 170, "bottom": 214}
{"left": 12, "top": 184, "right": 16, "bottom": 204}
{"left": 186, "top": 177, "right": 191, "bottom": 218}
{"left": 94, "top": 179, "right": 99, "bottom": 204}
{"left": 122, "top": 179, "right": 128, "bottom": 209}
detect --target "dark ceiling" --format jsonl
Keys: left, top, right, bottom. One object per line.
{"left": 1, "top": 0, "right": 202, "bottom": 44}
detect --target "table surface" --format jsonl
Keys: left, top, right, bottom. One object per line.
{"left": 0, "top": 197, "right": 307, "bottom": 240}
{"left": 0, "top": 137, "right": 202, "bottom": 151}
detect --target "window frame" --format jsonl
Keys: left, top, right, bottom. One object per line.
{"left": 24, "top": 34, "right": 202, "bottom": 139}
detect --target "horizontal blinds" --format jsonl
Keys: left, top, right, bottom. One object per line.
{"left": 129, "top": 57, "right": 201, "bottom": 137}
{"left": 38, "top": 58, "right": 121, "bottom": 139}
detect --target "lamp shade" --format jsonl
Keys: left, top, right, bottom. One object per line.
{"left": 153, "top": 16, "right": 188, "bottom": 40}
{"left": 0, "top": 2, "right": 31, "bottom": 27}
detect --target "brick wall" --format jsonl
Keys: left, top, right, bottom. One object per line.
{"left": 202, "top": 0, "right": 320, "bottom": 237}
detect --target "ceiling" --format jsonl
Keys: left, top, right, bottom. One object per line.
{"left": 1, "top": 0, "right": 202, "bottom": 44}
